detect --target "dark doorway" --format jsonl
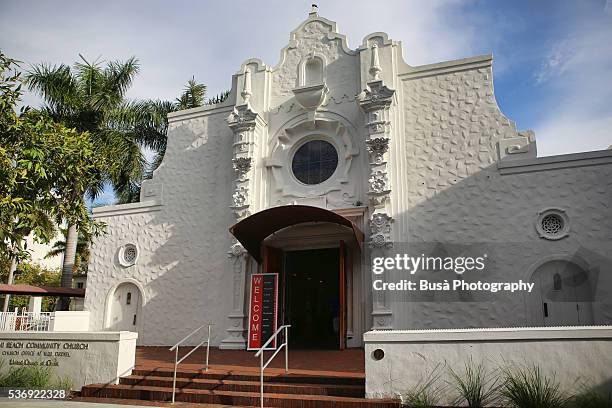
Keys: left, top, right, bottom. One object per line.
{"left": 284, "top": 248, "right": 339, "bottom": 349}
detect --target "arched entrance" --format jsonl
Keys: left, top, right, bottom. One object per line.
{"left": 529, "top": 260, "right": 594, "bottom": 326}
{"left": 107, "top": 282, "right": 142, "bottom": 332}
{"left": 230, "top": 205, "right": 365, "bottom": 350}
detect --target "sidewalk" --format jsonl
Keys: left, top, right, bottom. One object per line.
{"left": 0, "top": 398, "right": 243, "bottom": 407}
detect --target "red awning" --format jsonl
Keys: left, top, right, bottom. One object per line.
{"left": 229, "top": 205, "right": 364, "bottom": 263}
{"left": 0, "top": 284, "right": 85, "bottom": 298}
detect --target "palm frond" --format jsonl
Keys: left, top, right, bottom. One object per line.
{"left": 206, "top": 90, "right": 230, "bottom": 105}
{"left": 24, "top": 63, "right": 80, "bottom": 117}
{"left": 44, "top": 247, "right": 65, "bottom": 259}
{"left": 107, "top": 99, "right": 172, "bottom": 151}
{"left": 74, "top": 55, "right": 104, "bottom": 103}
{"left": 175, "top": 76, "right": 206, "bottom": 110}
{"left": 44, "top": 228, "right": 90, "bottom": 261}
{"left": 96, "top": 129, "right": 145, "bottom": 201}
{"left": 102, "top": 57, "right": 139, "bottom": 101}
{"left": 85, "top": 170, "right": 109, "bottom": 202}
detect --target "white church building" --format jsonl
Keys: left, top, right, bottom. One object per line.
{"left": 85, "top": 7, "right": 612, "bottom": 349}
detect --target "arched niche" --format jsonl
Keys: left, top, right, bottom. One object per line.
{"left": 104, "top": 280, "right": 145, "bottom": 341}
{"left": 297, "top": 53, "right": 327, "bottom": 87}
{"left": 527, "top": 260, "right": 594, "bottom": 326}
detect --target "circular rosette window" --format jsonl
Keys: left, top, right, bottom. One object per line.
{"left": 535, "top": 209, "right": 570, "bottom": 240}
{"left": 118, "top": 243, "right": 139, "bottom": 267}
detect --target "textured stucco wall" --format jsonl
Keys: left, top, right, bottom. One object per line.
{"left": 85, "top": 110, "right": 235, "bottom": 346}
{"left": 389, "top": 65, "right": 612, "bottom": 329}
{"left": 364, "top": 328, "right": 612, "bottom": 404}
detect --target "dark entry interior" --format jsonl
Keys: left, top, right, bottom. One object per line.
{"left": 284, "top": 248, "right": 339, "bottom": 349}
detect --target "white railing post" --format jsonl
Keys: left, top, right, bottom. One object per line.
{"left": 21, "top": 307, "right": 27, "bottom": 331}
{"left": 169, "top": 323, "right": 213, "bottom": 404}
{"left": 172, "top": 346, "right": 178, "bottom": 404}
{"left": 284, "top": 325, "right": 289, "bottom": 373}
{"left": 255, "top": 325, "right": 290, "bottom": 408}
{"left": 260, "top": 352, "right": 264, "bottom": 408}
{"left": 205, "top": 324, "right": 211, "bottom": 372}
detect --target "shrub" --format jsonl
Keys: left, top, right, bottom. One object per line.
{"left": 502, "top": 364, "right": 569, "bottom": 408}
{"left": 54, "top": 375, "right": 74, "bottom": 392}
{"left": 402, "top": 364, "right": 444, "bottom": 407}
{"left": 403, "top": 387, "right": 439, "bottom": 408}
{"left": 0, "top": 365, "right": 52, "bottom": 388}
{"left": 448, "top": 358, "right": 500, "bottom": 407}
{"left": 571, "top": 390, "right": 612, "bottom": 408}
{"left": 0, "top": 363, "right": 72, "bottom": 392}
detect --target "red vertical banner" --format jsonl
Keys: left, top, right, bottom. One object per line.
{"left": 247, "top": 273, "right": 278, "bottom": 350}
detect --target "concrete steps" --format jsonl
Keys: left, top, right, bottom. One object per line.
{"left": 131, "top": 367, "right": 366, "bottom": 386}
{"left": 120, "top": 375, "right": 365, "bottom": 397}
{"left": 80, "top": 368, "right": 400, "bottom": 408}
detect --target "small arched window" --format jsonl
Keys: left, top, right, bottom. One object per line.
{"left": 304, "top": 57, "right": 323, "bottom": 86}
{"left": 126, "top": 292, "right": 132, "bottom": 305}
{"left": 553, "top": 273, "right": 562, "bottom": 291}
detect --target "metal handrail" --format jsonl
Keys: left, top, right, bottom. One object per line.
{"left": 169, "top": 323, "right": 213, "bottom": 404}
{"left": 255, "top": 325, "right": 290, "bottom": 408}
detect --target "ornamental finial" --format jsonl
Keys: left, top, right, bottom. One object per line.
{"left": 241, "top": 67, "right": 252, "bottom": 104}
{"left": 369, "top": 43, "right": 382, "bottom": 80}
{"left": 309, "top": 4, "right": 318, "bottom": 17}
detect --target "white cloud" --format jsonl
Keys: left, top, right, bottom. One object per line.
{"left": 536, "top": 116, "right": 612, "bottom": 156}
{"left": 535, "top": 40, "right": 571, "bottom": 84}
{"left": 1, "top": 0, "right": 484, "bottom": 106}
{"left": 532, "top": 5, "right": 612, "bottom": 156}
{"left": 2, "top": 0, "right": 609, "bottom": 158}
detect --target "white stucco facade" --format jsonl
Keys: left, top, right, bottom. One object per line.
{"left": 84, "top": 9, "right": 612, "bottom": 347}
{"left": 364, "top": 327, "right": 612, "bottom": 403}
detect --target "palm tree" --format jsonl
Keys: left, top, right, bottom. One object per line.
{"left": 25, "top": 55, "right": 167, "bottom": 309}
{"left": 45, "top": 228, "right": 90, "bottom": 275}
{"left": 176, "top": 76, "right": 206, "bottom": 110}
{"left": 140, "top": 78, "right": 229, "bottom": 178}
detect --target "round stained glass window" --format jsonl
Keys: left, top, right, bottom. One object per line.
{"left": 291, "top": 140, "right": 338, "bottom": 185}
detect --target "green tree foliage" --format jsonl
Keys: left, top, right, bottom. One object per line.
{"left": 24, "top": 54, "right": 161, "bottom": 307}
{"left": 1, "top": 52, "right": 101, "bottom": 264}
{"left": 24, "top": 55, "right": 162, "bottom": 203}
{"left": 45, "top": 227, "right": 90, "bottom": 275}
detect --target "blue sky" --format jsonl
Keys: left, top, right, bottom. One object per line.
{"left": 1, "top": 0, "right": 611, "bottom": 205}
